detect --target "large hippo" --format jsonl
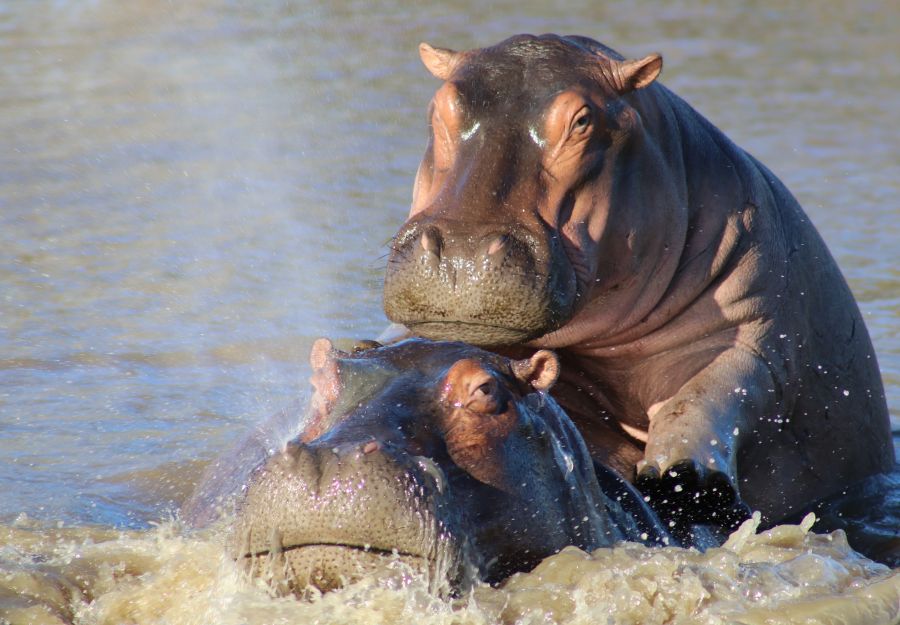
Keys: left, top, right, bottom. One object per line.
{"left": 226, "top": 338, "right": 670, "bottom": 595}
{"left": 382, "top": 34, "right": 894, "bottom": 526}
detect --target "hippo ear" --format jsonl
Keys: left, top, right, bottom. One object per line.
{"left": 303, "top": 339, "right": 341, "bottom": 442}
{"left": 309, "top": 338, "right": 347, "bottom": 370}
{"left": 511, "top": 350, "right": 560, "bottom": 392}
{"left": 616, "top": 53, "right": 663, "bottom": 92}
{"left": 419, "top": 42, "right": 459, "bottom": 81}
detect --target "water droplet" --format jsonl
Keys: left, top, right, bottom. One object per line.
{"left": 562, "top": 452, "right": 574, "bottom": 476}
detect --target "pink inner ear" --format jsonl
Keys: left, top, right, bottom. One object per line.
{"left": 511, "top": 350, "right": 560, "bottom": 391}
{"left": 531, "top": 350, "right": 560, "bottom": 390}
{"left": 303, "top": 357, "right": 341, "bottom": 443}
{"left": 307, "top": 339, "right": 343, "bottom": 428}
{"left": 310, "top": 337, "right": 334, "bottom": 369}
{"left": 617, "top": 53, "right": 663, "bottom": 92}
{"left": 419, "top": 42, "right": 458, "bottom": 81}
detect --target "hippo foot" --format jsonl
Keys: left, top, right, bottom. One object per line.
{"left": 635, "top": 459, "right": 751, "bottom": 534}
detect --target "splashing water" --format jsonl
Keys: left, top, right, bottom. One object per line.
{"left": 1, "top": 512, "right": 897, "bottom": 625}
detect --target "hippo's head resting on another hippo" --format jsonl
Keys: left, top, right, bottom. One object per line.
{"left": 226, "top": 339, "right": 665, "bottom": 595}
{"left": 383, "top": 35, "right": 664, "bottom": 345}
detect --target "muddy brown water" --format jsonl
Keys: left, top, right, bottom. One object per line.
{"left": 1, "top": 1, "right": 898, "bottom": 623}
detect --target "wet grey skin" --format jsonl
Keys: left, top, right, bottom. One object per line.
{"left": 228, "top": 339, "right": 668, "bottom": 596}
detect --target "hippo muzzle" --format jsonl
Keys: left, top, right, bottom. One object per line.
{"left": 233, "top": 440, "right": 465, "bottom": 595}
{"left": 384, "top": 218, "right": 577, "bottom": 345}
{"left": 221, "top": 338, "right": 666, "bottom": 596}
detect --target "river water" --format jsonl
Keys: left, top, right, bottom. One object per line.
{"left": 1, "top": 1, "right": 898, "bottom": 623}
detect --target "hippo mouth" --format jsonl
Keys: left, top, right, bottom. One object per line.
{"left": 407, "top": 320, "right": 543, "bottom": 345}
{"left": 386, "top": 292, "right": 572, "bottom": 347}
{"left": 239, "top": 541, "right": 434, "bottom": 594}
{"left": 243, "top": 541, "right": 425, "bottom": 559}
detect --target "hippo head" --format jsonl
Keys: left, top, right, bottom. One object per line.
{"left": 231, "top": 339, "right": 659, "bottom": 595}
{"left": 383, "top": 34, "right": 665, "bottom": 345}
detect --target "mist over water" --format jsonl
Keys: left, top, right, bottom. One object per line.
{"left": 1, "top": 0, "right": 898, "bottom": 621}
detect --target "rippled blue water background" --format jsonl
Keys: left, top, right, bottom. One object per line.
{"left": 0, "top": 1, "right": 897, "bottom": 543}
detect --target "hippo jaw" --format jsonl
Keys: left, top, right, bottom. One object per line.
{"left": 231, "top": 444, "right": 474, "bottom": 596}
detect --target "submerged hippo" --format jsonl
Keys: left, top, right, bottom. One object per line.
{"left": 382, "top": 34, "right": 894, "bottom": 526}
{"left": 227, "top": 338, "right": 669, "bottom": 595}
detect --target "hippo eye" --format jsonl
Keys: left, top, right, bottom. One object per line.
{"left": 474, "top": 381, "right": 494, "bottom": 398}
{"left": 572, "top": 107, "right": 592, "bottom": 133}
{"left": 467, "top": 376, "right": 506, "bottom": 414}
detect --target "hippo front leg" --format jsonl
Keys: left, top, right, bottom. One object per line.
{"left": 636, "top": 347, "right": 777, "bottom": 529}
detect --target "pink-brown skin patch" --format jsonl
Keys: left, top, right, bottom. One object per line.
{"left": 302, "top": 338, "right": 346, "bottom": 444}
{"left": 303, "top": 340, "right": 559, "bottom": 493}
{"left": 438, "top": 352, "right": 558, "bottom": 491}
{"left": 383, "top": 34, "right": 893, "bottom": 528}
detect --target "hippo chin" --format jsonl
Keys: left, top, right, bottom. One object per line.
{"left": 383, "top": 34, "right": 894, "bottom": 528}
{"left": 227, "top": 338, "right": 668, "bottom": 595}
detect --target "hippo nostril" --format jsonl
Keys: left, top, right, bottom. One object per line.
{"left": 486, "top": 233, "right": 509, "bottom": 256}
{"left": 420, "top": 228, "right": 443, "bottom": 258}
{"left": 362, "top": 440, "right": 381, "bottom": 454}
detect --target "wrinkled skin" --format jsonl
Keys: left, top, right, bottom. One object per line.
{"left": 383, "top": 34, "right": 894, "bottom": 527}
{"left": 227, "top": 338, "right": 668, "bottom": 595}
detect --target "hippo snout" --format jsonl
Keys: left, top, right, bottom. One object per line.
{"left": 231, "top": 440, "right": 465, "bottom": 595}
{"left": 384, "top": 217, "right": 577, "bottom": 346}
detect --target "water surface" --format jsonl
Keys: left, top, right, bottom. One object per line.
{"left": 1, "top": 0, "right": 898, "bottom": 622}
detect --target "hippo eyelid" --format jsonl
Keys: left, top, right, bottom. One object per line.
{"left": 473, "top": 381, "right": 494, "bottom": 398}
{"left": 568, "top": 105, "right": 594, "bottom": 136}
{"left": 470, "top": 374, "right": 496, "bottom": 398}
{"left": 464, "top": 372, "right": 505, "bottom": 413}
